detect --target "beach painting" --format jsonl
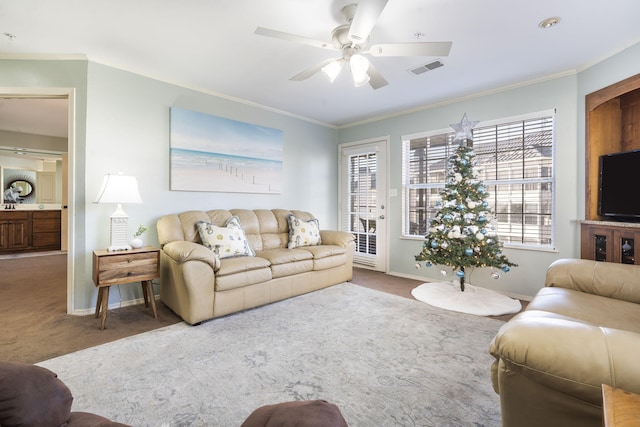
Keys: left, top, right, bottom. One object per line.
{"left": 170, "top": 107, "right": 283, "bottom": 194}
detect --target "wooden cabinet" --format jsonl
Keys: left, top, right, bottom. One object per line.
{"left": 585, "top": 74, "right": 640, "bottom": 221}
{"left": 92, "top": 247, "right": 160, "bottom": 329}
{"left": 0, "top": 210, "right": 61, "bottom": 254}
{"left": 0, "top": 211, "right": 30, "bottom": 251}
{"left": 32, "top": 210, "right": 61, "bottom": 250}
{"left": 581, "top": 74, "right": 640, "bottom": 261}
{"left": 581, "top": 221, "right": 640, "bottom": 265}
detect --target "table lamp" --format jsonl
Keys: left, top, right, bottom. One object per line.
{"left": 94, "top": 173, "right": 143, "bottom": 251}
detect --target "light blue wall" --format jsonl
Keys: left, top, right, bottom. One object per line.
{"left": 1, "top": 59, "right": 338, "bottom": 312}
{"left": 1, "top": 59, "right": 89, "bottom": 310}
{"left": 338, "top": 42, "right": 639, "bottom": 298}
{"left": 82, "top": 62, "right": 338, "bottom": 308}
{"left": 1, "top": 41, "right": 637, "bottom": 308}
{"left": 338, "top": 75, "right": 579, "bottom": 298}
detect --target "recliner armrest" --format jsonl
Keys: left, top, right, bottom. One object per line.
{"left": 489, "top": 310, "right": 640, "bottom": 403}
{"left": 161, "top": 241, "right": 219, "bottom": 271}
{"left": 319, "top": 230, "right": 355, "bottom": 248}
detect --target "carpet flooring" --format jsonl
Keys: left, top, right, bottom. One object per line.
{"left": 39, "top": 283, "right": 505, "bottom": 426}
{"left": 0, "top": 253, "right": 525, "bottom": 364}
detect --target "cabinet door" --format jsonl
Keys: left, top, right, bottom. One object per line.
{"left": 581, "top": 225, "right": 614, "bottom": 262}
{"left": 0, "top": 223, "right": 7, "bottom": 250}
{"left": 7, "top": 220, "right": 30, "bottom": 249}
{"left": 613, "top": 230, "right": 640, "bottom": 265}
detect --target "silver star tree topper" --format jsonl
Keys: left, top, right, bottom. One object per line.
{"left": 450, "top": 113, "right": 480, "bottom": 144}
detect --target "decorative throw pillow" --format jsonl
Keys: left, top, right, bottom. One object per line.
{"left": 197, "top": 216, "right": 255, "bottom": 259}
{"left": 0, "top": 360, "right": 73, "bottom": 427}
{"left": 287, "top": 214, "right": 321, "bottom": 249}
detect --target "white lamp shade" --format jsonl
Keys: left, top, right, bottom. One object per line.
{"left": 321, "top": 60, "right": 343, "bottom": 83}
{"left": 349, "top": 54, "right": 371, "bottom": 87}
{"left": 349, "top": 54, "right": 370, "bottom": 75}
{"left": 94, "top": 174, "right": 143, "bottom": 205}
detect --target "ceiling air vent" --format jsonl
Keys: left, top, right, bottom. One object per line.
{"left": 409, "top": 60, "right": 444, "bottom": 75}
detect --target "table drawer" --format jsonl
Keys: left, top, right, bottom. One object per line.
{"left": 93, "top": 250, "right": 159, "bottom": 286}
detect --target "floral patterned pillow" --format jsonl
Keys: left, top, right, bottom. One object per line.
{"left": 287, "top": 214, "right": 321, "bottom": 249}
{"left": 196, "top": 216, "right": 255, "bottom": 259}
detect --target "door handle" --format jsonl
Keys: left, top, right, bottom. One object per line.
{"left": 379, "top": 215, "right": 385, "bottom": 220}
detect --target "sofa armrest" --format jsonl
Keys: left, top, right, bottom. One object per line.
{"left": 489, "top": 310, "right": 640, "bottom": 404}
{"left": 161, "top": 241, "right": 219, "bottom": 271}
{"left": 319, "top": 230, "right": 355, "bottom": 248}
{"left": 545, "top": 259, "right": 640, "bottom": 304}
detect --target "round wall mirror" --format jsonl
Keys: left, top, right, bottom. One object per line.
{"left": 3, "top": 179, "right": 35, "bottom": 203}
{"left": 12, "top": 180, "right": 34, "bottom": 197}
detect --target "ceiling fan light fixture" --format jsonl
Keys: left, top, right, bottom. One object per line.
{"left": 321, "top": 61, "right": 342, "bottom": 83}
{"left": 352, "top": 71, "right": 370, "bottom": 87}
{"left": 349, "top": 54, "right": 370, "bottom": 87}
{"left": 350, "top": 53, "right": 370, "bottom": 75}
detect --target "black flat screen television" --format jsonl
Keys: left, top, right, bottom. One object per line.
{"left": 598, "top": 149, "right": 640, "bottom": 220}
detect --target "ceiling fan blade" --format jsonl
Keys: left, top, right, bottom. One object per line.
{"left": 347, "top": 0, "right": 389, "bottom": 43}
{"left": 368, "top": 42, "right": 453, "bottom": 57}
{"left": 255, "top": 27, "right": 336, "bottom": 50}
{"left": 290, "top": 57, "right": 340, "bottom": 81}
{"left": 367, "top": 63, "right": 388, "bottom": 90}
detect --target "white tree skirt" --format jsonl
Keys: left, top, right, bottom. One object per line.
{"left": 411, "top": 282, "right": 522, "bottom": 316}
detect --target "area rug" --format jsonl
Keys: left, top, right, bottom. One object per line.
{"left": 38, "top": 283, "right": 504, "bottom": 427}
{"left": 412, "top": 282, "right": 522, "bottom": 316}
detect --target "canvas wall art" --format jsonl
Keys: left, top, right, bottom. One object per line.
{"left": 170, "top": 107, "right": 283, "bottom": 194}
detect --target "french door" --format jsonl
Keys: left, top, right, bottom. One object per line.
{"left": 340, "top": 138, "right": 388, "bottom": 271}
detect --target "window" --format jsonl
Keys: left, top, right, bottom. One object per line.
{"left": 402, "top": 111, "right": 554, "bottom": 248}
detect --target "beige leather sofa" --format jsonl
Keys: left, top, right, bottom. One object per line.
{"left": 157, "top": 209, "right": 355, "bottom": 325}
{"left": 489, "top": 258, "right": 640, "bottom": 427}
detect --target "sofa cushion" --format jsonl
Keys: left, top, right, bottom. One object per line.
{"left": 256, "top": 248, "right": 313, "bottom": 265}
{"left": 0, "top": 361, "right": 73, "bottom": 427}
{"left": 287, "top": 214, "right": 321, "bottom": 249}
{"left": 197, "top": 216, "right": 255, "bottom": 259}
{"left": 215, "top": 256, "right": 272, "bottom": 291}
{"left": 254, "top": 249, "right": 314, "bottom": 278}
{"left": 301, "top": 245, "right": 346, "bottom": 259}
{"left": 216, "top": 256, "right": 270, "bottom": 277}
{"left": 299, "top": 245, "right": 348, "bottom": 271}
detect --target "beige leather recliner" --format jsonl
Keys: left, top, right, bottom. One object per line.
{"left": 157, "top": 209, "right": 355, "bottom": 325}
{"left": 489, "top": 258, "right": 640, "bottom": 427}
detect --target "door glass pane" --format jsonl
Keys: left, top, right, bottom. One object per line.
{"left": 348, "top": 152, "right": 377, "bottom": 257}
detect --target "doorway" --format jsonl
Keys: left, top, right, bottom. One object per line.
{"left": 0, "top": 88, "right": 75, "bottom": 314}
{"left": 339, "top": 138, "right": 389, "bottom": 272}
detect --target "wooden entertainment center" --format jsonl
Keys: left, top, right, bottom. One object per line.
{"left": 581, "top": 73, "right": 640, "bottom": 265}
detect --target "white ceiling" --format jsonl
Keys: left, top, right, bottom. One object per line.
{"left": 1, "top": 0, "right": 640, "bottom": 129}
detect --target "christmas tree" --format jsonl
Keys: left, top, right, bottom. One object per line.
{"left": 414, "top": 114, "right": 517, "bottom": 291}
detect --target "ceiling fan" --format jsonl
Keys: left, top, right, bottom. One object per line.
{"left": 255, "top": 0, "right": 452, "bottom": 89}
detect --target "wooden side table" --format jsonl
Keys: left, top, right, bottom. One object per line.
{"left": 92, "top": 246, "right": 160, "bottom": 330}
{"left": 603, "top": 384, "right": 640, "bottom": 426}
